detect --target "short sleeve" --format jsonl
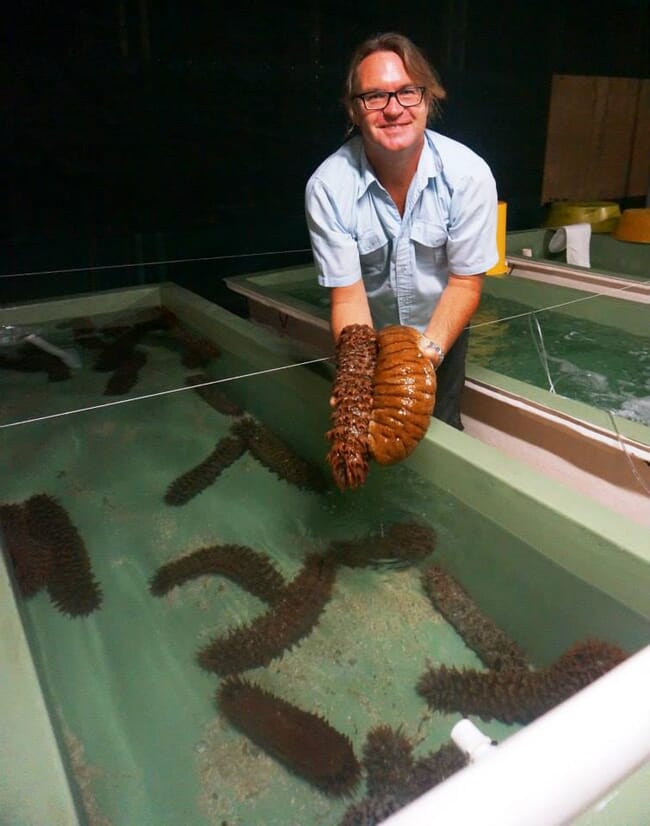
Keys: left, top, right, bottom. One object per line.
{"left": 446, "top": 159, "right": 499, "bottom": 276}
{"left": 305, "top": 177, "right": 362, "bottom": 287}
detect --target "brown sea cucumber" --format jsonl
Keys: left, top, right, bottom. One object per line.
{"left": 158, "top": 308, "right": 221, "bottom": 367}
{"left": 93, "top": 314, "right": 169, "bottom": 372}
{"left": 368, "top": 325, "right": 436, "bottom": 465}
{"left": 417, "top": 639, "right": 628, "bottom": 724}
{"left": 326, "top": 324, "right": 436, "bottom": 489}
{"left": 0, "top": 502, "right": 52, "bottom": 597}
{"left": 410, "top": 740, "right": 468, "bottom": 795}
{"left": 218, "top": 676, "right": 360, "bottom": 796}
{"left": 185, "top": 374, "right": 243, "bottom": 417}
{"left": 339, "top": 794, "right": 403, "bottom": 826}
{"left": 164, "top": 433, "right": 247, "bottom": 506}
{"left": 362, "top": 725, "right": 415, "bottom": 799}
{"left": 340, "top": 726, "right": 466, "bottom": 825}
{"left": 149, "top": 544, "right": 286, "bottom": 604}
{"left": 102, "top": 349, "right": 147, "bottom": 395}
{"left": 233, "top": 416, "right": 329, "bottom": 493}
{"left": 326, "top": 324, "right": 378, "bottom": 490}
{"left": 421, "top": 564, "right": 529, "bottom": 671}
{"left": 24, "top": 494, "right": 102, "bottom": 616}
{"left": 196, "top": 552, "right": 337, "bottom": 675}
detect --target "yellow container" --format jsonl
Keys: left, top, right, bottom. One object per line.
{"left": 487, "top": 201, "right": 508, "bottom": 276}
{"left": 543, "top": 201, "right": 621, "bottom": 234}
{"left": 612, "top": 208, "right": 650, "bottom": 243}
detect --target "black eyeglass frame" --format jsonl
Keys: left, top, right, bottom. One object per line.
{"left": 353, "top": 85, "right": 426, "bottom": 111}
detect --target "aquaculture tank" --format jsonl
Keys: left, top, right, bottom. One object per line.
{"left": 226, "top": 255, "right": 650, "bottom": 528}
{"left": 1, "top": 282, "right": 649, "bottom": 826}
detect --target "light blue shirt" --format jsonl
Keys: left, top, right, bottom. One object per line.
{"left": 305, "top": 129, "right": 499, "bottom": 331}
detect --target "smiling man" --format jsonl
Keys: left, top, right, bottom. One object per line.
{"left": 305, "top": 32, "right": 498, "bottom": 429}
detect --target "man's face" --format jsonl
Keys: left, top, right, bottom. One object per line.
{"left": 353, "top": 51, "right": 427, "bottom": 157}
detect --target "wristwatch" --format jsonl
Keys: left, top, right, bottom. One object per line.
{"left": 419, "top": 335, "right": 445, "bottom": 368}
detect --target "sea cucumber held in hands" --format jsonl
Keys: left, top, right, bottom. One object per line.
{"left": 326, "top": 324, "right": 436, "bottom": 489}
{"left": 326, "top": 324, "right": 378, "bottom": 490}
{"left": 368, "top": 325, "right": 436, "bottom": 465}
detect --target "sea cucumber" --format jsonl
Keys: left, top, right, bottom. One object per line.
{"left": 93, "top": 314, "right": 168, "bottom": 372}
{"left": 326, "top": 324, "right": 378, "bottom": 490}
{"left": 417, "top": 639, "right": 628, "bottom": 724}
{"left": 362, "top": 725, "right": 415, "bottom": 798}
{"left": 421, "top": 564, "right": 529, "bottom": 671}
{"left": 185, "top": 374, "right": 243, "bottom": 417}
{"left": 149, "top": 543, "right": 286, "bottom": 604}
{"left": 23, "top": 494, "right": 102, "bottom": 616}
{"left": 368, "top": 325, "right": 436, "bottom": 465}
{"left": 158, "top": 309, "right": 221, "bottom": 367}
{"left": 103, "top": 349, "right": 147, "bottom": 395}
{"left": 0, "top": 502, "right": 52, "bottom": 597}
{"left": 233, "top": 416, "right": 329, "bottom": 493}
{"left": 197, "top": 552, "right": 337, "bottom": 675}
{"left": 340, "top": 726, "right": 466, "bottom": 825}
{"left": 326, "top": 324, "right": 436, "bottom": 489}
{"left": 164, "top": 432, "right": 247, "bottom": 505}
{"left": 217, "top": 676, "right": 360, "bottom": 796}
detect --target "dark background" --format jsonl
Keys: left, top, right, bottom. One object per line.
{"left": 2, "top": 0, "right": 649, "bottom": 306}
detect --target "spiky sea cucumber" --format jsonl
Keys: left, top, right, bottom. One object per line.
{"left": 417, "top": 639, "right": 628, "bottom": 724}
{"left": 197, "top": 552, "right": 337, "bottom": 675}
{"left": 149, "top": 544, "right": 286, "bottom": 604}
{"left": 326, "top": 324, "right": 436, "bottom": 489}
{"left": 340, "top": 726, "right": 466, "bottom": 825}
{"left": 421, "top": 564, "right": 529, "bottom": 671}
{"left": 24, "top": 494, "right": 102, "bottom": 616}
{"left": 218, "top": 676, "right": 360, "bottom": 796}
{"left": 0, "top": 502, "right": 52, "bottom": 597}
{"left": 233, "top": 417, "right": 329, "bottom": 492}
{"left": 164, "top": 432, "right": 247, "bottom": 506}
{"left": 326, "top": 324, "right": 378, "bottom": 490}
{"left": 103, "top": 349, "right": 147, "bottom": 395}
{"left": 185, "top": 374, "right": 243, "bottom": 417}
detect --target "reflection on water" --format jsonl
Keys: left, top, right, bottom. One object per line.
{"left": 469, "top": 293, "right": 650, "bottom": 425}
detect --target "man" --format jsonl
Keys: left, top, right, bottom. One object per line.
{"left": 305, "top": 32, "right": 498, "bottom": 429}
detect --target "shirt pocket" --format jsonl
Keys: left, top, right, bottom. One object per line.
{"left": 357, "top": 229, "right": 390, "bottom": 286}
{"left": 410, "top": 220, "right": 448, "bottom": 271}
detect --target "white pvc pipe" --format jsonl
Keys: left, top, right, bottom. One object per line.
{"left": 451, "top": 718, "right": 498, "bottom": 763}
{"left": 24, "top": 333, "right": 82, "bottom": 368}
{"left": 381, "top": 644, "right": 650, "bottom": 826}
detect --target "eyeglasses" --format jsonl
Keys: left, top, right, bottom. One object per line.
{"left": 354, "top": 85, "right": 425, "bottom": 111}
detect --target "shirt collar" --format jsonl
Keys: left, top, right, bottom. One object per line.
{"left": 355, "top": 130, "right": 442, "bottom": 200}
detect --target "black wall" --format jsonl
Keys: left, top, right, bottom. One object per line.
{"left": 2, "top": 0, "right": 649, "bottom": 303}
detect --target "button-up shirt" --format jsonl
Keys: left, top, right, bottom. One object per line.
{"left": 305, "top": 129, "right": 498, "bottom": 331}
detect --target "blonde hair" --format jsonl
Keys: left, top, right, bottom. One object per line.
{"left": 343, "top": 32, "right": 446, "bottom": 134}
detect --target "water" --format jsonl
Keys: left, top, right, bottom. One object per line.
{"left": 1, "top": 311, "right": 647, "bottom": 825}
{"left": 468, "top": 293, "right": 650, "bottom": 425}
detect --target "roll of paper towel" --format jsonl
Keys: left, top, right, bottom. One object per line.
{"left": 548, "top": 223, "right": 591, "bottom": 267}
